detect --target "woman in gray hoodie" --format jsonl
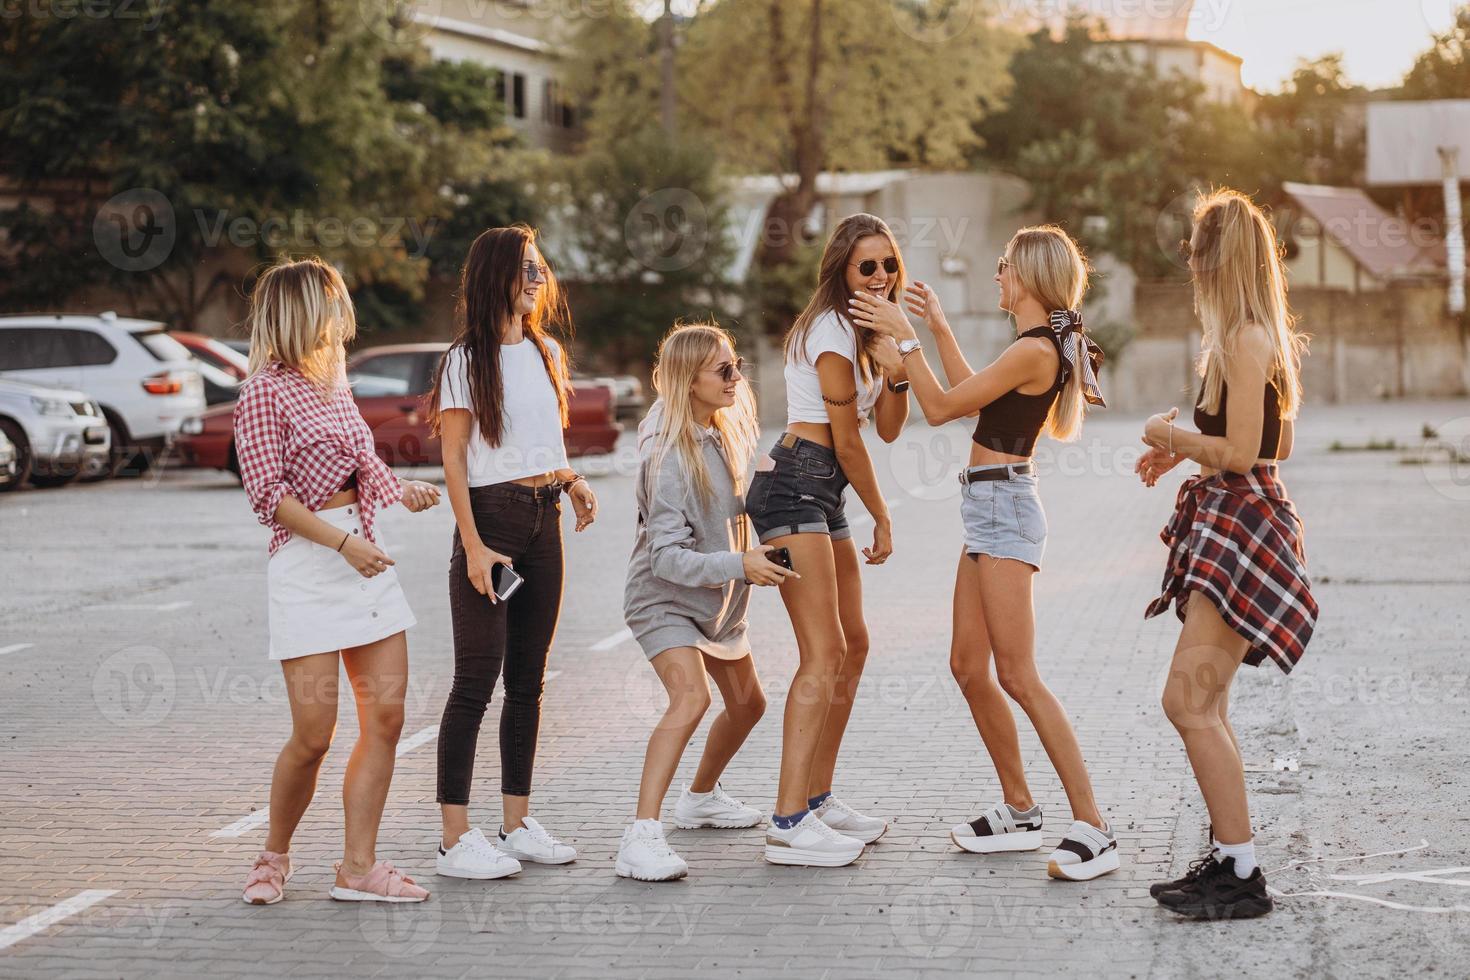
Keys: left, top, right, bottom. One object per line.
{"left": 617, "top": 323, "right": 797, "bottom": 881}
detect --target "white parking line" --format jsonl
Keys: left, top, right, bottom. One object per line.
{"left": 590, "top": 628, "right": 633, "bottom": 651}
{"left": 86, "top": 601, "right": 192, "bottom": 612}
{"left": 211, "top": 725, "right": 441, "bottom": 839}
{"left": 0, "top": 643, "right": 34, "bottom": 657}
{"left": 0, "top": 890, "right": 117, "bottom": 952}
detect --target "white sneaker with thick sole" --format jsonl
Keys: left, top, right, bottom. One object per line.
{"left": 764, "top": 813, "right": 865, "bottom": 867}
{"left": 951, "top": 802, "right": 1045, "bottom": 854}
{"left": 436, "top": 827, "right": 522, "bottom": 879}
{"left": 673, "top": 783, "right": 764, "bottom": 829}
{"left": 812, "top": 796, "right": 888, "bottom": 844}
{"left": 615, "top": 820, "right": 689, "bottom": 881}
{"left": 1047, "top": 820, "right": 1121, "bottom": 881}
{"left": 499, "top": 816, "right": 577, "bottom": 865}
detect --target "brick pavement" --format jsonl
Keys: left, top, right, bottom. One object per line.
{"left": 3, "top": 401, "right": 1469, "bottom": 978}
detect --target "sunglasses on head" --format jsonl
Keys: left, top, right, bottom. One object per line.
{"left": 850, "top": 256, "right": 899, "bottom": 278}
{"left": 708, "top": 356, "right": 745, "bottom": 383}
{"left": 523, "top": 260, "right": 549, "bottom": 283}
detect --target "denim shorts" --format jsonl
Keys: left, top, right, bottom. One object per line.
{"left": 745, "top": 433, "right": 851, "bottom": 544}
{"left": 959, "top": 465, "right": 1047, "bottom": 571}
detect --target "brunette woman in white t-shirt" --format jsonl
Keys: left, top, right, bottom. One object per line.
{"left": 744, "top": 213, "right": 910, "bottom": 867}
{"left": 425, "top": 225, "right": 598, "bottom": 880}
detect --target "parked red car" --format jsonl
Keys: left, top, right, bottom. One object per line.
{"left": 176, "top": 342, "right": 621, "bottom": 476}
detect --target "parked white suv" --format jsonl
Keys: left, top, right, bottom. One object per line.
{"left": 0, "top": 312, "right": 204, "bottom": 475}
{"left": 0, "top": 378, "right": 111, "bottom": 487}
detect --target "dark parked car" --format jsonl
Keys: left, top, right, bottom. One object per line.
{"left": 176, "top": 342, "right": 621, "bottom": 476}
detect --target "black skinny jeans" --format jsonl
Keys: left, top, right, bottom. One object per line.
{"left": 437, "top": 482, "right": 565, "bottom": 803}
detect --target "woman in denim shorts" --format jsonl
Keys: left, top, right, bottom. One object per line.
{"left": 853, "top": 225, "right": 1121, "bottom": 883}
{"left": 745, "top": 214, "right": 910, "bottom": 868}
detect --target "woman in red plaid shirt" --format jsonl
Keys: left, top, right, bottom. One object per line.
{"left": 1137, "top": 189, "right": 1318, "bottom": 920}
{"left": 234, "top": 258, "right": 443, "bottom": 906}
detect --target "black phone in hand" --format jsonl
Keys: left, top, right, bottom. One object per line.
{"left": 768, "top": 547, "right": 793, "bottom": 571}
{"left": 492, "top": 563, "right": 524, "bottom": 601}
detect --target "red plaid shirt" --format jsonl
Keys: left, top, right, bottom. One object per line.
{"left": 1145, "top": 464, "right": 1317, "bottom": 673}
{"left": 234, "top": 362, "right": 402, "bottom": 555}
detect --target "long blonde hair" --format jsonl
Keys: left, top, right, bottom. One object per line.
{"left": 1189, "top": 189, "right": 1307, "bottom": 418}
{"left": 1005, "top": 225, "right": 1092, "bottom": 442}
{"left": 784, "top": 213, "right": 907, "bottom": 384}
{"left": 649, "top": 323, "right": 760, "bottom": 507}
{"left": 245, "top": 257, "right": 356, "bottom": 393}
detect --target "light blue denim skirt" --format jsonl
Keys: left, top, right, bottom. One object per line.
{"left": 959, "top": 467, "right": 1047, "bottom": 571}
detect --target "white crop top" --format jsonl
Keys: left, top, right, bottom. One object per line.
{"left": 438, "top": 338, "right": 569, "bottom": 487}
{"left": 784, "top": 310, "right": 882, "bottom": 425}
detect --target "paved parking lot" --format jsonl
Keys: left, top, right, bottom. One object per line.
{"left": 3, "top": 401, "right": 1469, "bottom": 978}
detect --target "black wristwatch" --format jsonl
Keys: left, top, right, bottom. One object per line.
{"left": 887, "top": 378, "right": 911, "bottom": 393}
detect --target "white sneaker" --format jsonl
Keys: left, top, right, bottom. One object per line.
{"left": 615, "top": 820, "right": 689, "bottom": 881}
{"left": 764, "top": 812, "right": 865, "bottom": 867}
{"left": 498, "top": 816, "right": 577, "bottom": 865}
{"left": 673, "top": 783, "right": 764, "bottom": 829}
{"left": 812, "top": 795, "right": 888, "bottom": 844}
{"left": 436, "top": 827, "right": 522, "bottom": 879}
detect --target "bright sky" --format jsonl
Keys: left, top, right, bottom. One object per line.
{"left": 1186, "top": 0, "right": 1461, "bottom": 91}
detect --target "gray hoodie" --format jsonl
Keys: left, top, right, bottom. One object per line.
{"left": 623, "top": 400, "right": 752, "bottom": 659}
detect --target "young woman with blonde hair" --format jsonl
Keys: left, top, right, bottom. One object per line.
{"left": 745, "top": 213, "right": 910, "bottom": 867}
{"left": 616, "top": 323, "right": 797, "bottom": 881}
{"left": 1137, "top": 189, "right": 1317, "bottom": 919}
{"left": 853, "top": 224, "right": 1120, "bottom": 881}
{"left": 426, "top": 225, "right": 598, "bottom": 881}
{"left": 234, "top": 256, "right": 442, "bottom": 905}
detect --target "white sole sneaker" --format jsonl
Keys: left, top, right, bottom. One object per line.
{"left": 1047, "top": 848, "right": 1121, "bottom": 881}
{"left": 435, "top": 858, "right": 521, "bottom": 880}
{"left": 951, "top": 829, "right": 1044, "bottom": 854}
{"left": 615, "top": 858, "right": 689, "bottom": 882}
{"left": 328, "top": 886, "right": 427, "bottom": 903}
{"left": 673, "top": 813, "right": 764, "bottom": 830}
{"left": 763, "top": 841, "right": 864, "bottom": 867}
{"left": 843, "top": 823, "right": 887, "bottom": 845}
{"left": 498, "top": 846, "right": 575, "bottom": 865}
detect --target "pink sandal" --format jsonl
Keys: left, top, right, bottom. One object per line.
{"left": 241, "top": 851, "right": 292, "bottom": 905}
{"left": 329, "top": 860, "right": 429, "bottom": 903}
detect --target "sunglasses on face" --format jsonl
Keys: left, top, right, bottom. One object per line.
{"left": 850, "top": 256, "right": 899, "bottom": 278}
{"left": 523, "top": 261, "right": 549, "bottom": 283}
{"left": 707, "top": 356, "right": 745, "bottom": 383}
{"left": 997, "top": 256, "right": 1012, "bottom": 276}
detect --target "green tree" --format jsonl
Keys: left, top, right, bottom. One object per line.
{"left": 1401, "top": 6, "right": 1470, "bottom": 99}
{"left": 1256, "top": 55, "right": 1366, "bottom": 187}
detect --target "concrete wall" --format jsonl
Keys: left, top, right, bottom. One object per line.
{"left": 1108, "top": 280, "right": 1468, "bottom": 413}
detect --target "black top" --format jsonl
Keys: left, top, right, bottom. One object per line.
{"left": 971, "top": 326, "right": 1064, "bottom": 457}
{"left": 1193, "top": 378, "right": 1283, "bottom": 459}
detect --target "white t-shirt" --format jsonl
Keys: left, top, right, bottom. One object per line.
{"left": 438, "top": 338, "right": 569, "bottom": 486}
{"left": 785, "top": 310, "right": 882, "bottom": 425}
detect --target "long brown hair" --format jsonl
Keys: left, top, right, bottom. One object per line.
{"left": 784, "top": 213, "right": 907, "bottom": 384}
{"left": 1189, "top": 189, "right": 1307, "bottom": 419}
{"left": 428, "top": 225, "right": 571, "bottom": 446}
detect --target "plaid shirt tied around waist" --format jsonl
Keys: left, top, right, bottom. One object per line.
{"left": 233, "top": 362, "right": 402, "bottom": 555}
{"left": 1144, "top": 464, "right": 1318, "bottom": 673}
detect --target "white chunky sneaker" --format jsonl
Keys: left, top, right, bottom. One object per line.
{"left": 1047, "top": 820, "right": 1121, "bottom": 881}
{"left": 764, "top": 812, "right": 865, "bottom": 867}
{"left": 499, "top": 816, "right": 577, "bottom": 865}
{"left": 812, "top": 796, "right": 888, "bottom": 844}
{"left": 615, "top": 820, "right": 689, "bottom": 882}
{"left": 436, "top": 827, "right": 522, "bottom": 879}
{"left": 673, "top": 783, "right": 764, "bottom": 830}
{"left": 950, "top": 802, "right": 1045, "bottom": 854}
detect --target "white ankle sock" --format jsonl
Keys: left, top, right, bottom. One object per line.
{"left": 1214, "top": 838, "right": 1257, "bottom": 878}
{"left": 633, "top": 818, "right": 663, "bottom": 835}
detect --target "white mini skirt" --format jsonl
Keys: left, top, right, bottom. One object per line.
{"left": 267, "top": 502, "right": 417, "bottom": 661}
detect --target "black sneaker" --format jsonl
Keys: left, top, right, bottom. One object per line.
{"left": 1150, "top": 850, "right": 1215, "bottom": 898}
{"left": 1156, "top": 856, "right": 1274, "bottom": 920}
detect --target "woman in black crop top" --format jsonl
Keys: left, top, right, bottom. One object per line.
{"left": 1136, "top": 189, "right": 1316, "bottom": 920}
{"left": 852, "top": 225, "right": 1120, "bottom": 882}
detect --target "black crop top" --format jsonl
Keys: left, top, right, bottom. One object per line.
{"left": 1193, "top": 379, "right": 1283, "bottom": 459}
{"left": 972, "top": 326, "right": 1063, "bottom": 457}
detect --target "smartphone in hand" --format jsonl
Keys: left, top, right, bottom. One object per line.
{"left": 492, "top": 563, "right": 524, "bottom": 602}
{"left": 768, "top": 547, "right": 794, "bottom": 572}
